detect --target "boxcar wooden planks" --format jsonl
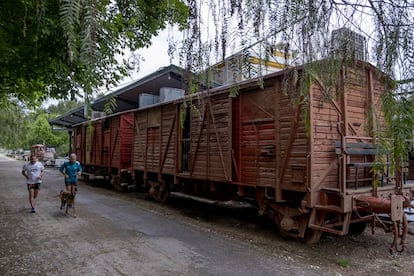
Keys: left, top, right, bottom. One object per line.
{"left": 190, "top": 93, "right": 232, "bottom": 181}
{"left": 132, "top": 104, "right": 178, "bottom": 178}
{"left": 73, "top": 112, "right": 134, "bottom": 178}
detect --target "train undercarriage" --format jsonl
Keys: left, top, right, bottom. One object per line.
{"left": 122, "top": 169, "right": 414, "bottom": 253}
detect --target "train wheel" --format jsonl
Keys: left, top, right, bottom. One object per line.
{"left": 82, "top": 174, "right": 90, "bottom": 182}
{"left": 111, "top": 175, "right": 122, "bottom": 191}
{"left": 303, "top": 228, "right": 323, "bottom": 244}
{"left": 149, "top": 180, "right": 169, "bottom": 202}
{"left": 348, "top": 221, "right": 368, "bottom": 235}
{"left": 347, "top": 212, "right": 370, "bottom": 235}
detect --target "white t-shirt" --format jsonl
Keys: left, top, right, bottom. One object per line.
{"left": 22, "top": 161, "right": 44, "bottom": 184}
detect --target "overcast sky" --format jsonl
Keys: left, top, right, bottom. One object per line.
{"left": 118, "top": 29, "right": 177, "bottom": 87}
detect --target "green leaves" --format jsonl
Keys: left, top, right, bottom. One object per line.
{"left": 0, "top": 103, "right": 28, "bottom": 149}
{"left": 0, "top": 99, "right": 79, "bottom": 153}
{"left": 60, "top": 0, "right": 82, "bottom": 63}
{"left": 0, "top": 0, "right": 189, "bottom": 107}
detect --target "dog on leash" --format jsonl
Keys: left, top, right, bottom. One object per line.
{"left": 60, "top": 190, "right": 77, "bottom": 217}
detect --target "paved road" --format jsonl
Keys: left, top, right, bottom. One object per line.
{"left": 0, "top": 154, "right": 327, "bottom": 276}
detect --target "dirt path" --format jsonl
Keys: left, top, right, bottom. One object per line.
{"left": 1, "top": 154, "right": 414, "bottom": 276}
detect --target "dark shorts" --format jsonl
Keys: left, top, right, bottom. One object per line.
{"left": 27, "top": 183, "right": 40, "bottom": 190}
{"left": 65, "top": 181, "right": 78, "bottom": 187}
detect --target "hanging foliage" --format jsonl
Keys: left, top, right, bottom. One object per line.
{"left": 0, "top": 0, "right": 189, "bottom": 106}
{"left": 174, "top": 0, "right": 414, "bottom": 177}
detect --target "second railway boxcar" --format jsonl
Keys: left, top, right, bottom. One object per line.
{"left": 132, "top": 102, "right": 179, "bottom": 200}
{"left": 130, "top": 59, "right": 414, "bottom": 249}
{"left": 73, "top": 111, "right": 134, "bottom": 190}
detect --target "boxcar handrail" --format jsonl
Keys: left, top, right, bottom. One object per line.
{"left": 335, "top": 139, "right": 391, "bottom": 189}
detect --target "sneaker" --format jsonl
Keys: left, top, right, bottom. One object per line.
{"left": 31, "top": 208, "right": 36, "bottom": 213}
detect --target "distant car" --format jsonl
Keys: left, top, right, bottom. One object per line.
{"left": 14, "top": 154, "right": 24, "bottom": 160}
{"left": 55, "top": 157, "right": 69, "bottom": 168}
{"left": 22, "top": 150, "right": 31, "bottom": 161}
{"left": 43, "top": 151, "right": 56, "bottom": 166}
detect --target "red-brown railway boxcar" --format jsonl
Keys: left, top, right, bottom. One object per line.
{"left": 73, "top": 111, "right": 134, "bottom": 190}
{"left": 130, "top": 60, "right": 414, "bottom": 250}
{"left": 132, "top": 101, "right": 179, "bottom": 200}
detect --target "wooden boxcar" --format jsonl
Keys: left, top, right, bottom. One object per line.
{"left": 73, "top": 112, "right": 134, "bottom": 190}
{"left": 129, "top": 60, "right": 414, "bottom": 249}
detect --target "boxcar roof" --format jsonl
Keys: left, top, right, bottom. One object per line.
{"left": 49, "top": 64, "right": 185, "bottom": 129}
{"left": 50, "top": 60, "right": 388, "bottom": 130}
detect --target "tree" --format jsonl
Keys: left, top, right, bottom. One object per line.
{"left": 25, "top": 113, "right": 69, "bottom": 156}
{"left": 177, "top": 1, "right": 413, "bottom": 85}
{"left": 0, "top": 99, "right": 81, "bottom": 154}
{"left": 27, "top": 114, "right": 60, "bottom": 146}
{"left": 0, "top": 102, "right": 30, "bottom": 149}
{"left": 46, "top": 100, "right": 82, "bottom": 115}
{"left": 0, "top": 0, "right": 189, "bottom": 106}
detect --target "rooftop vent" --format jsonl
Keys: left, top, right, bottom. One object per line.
{"left": 91, "top": 111, "right": 105, "bottom": 119}
{"left": 159, "top": 87, "right": 185, "bottom": 103}
{"left": 331, "top": 28, "right": 366, "bottom": 61}
{"left": 139, "top": 93, "right": 159, "bottom": 108}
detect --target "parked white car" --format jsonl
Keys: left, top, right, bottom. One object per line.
{"left": 43, "top": 151, "right": 56, "bottom": 166}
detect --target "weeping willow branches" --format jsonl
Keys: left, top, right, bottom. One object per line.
{"left": 176, "top": 0, "right": 414, "bottom": 166}
{"left": 179, "top": 0, "right": 413, "bottom": 86}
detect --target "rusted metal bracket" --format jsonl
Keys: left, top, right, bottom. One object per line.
{"left": 355, "top": 195, "right": 409, "bottom": 253}
{"left": 389, "top": 214, "right": 408, "bottom": 254}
